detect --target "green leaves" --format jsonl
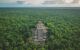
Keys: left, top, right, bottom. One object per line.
{"left": 0, "top": 8, "right": 80, "bottom": 50}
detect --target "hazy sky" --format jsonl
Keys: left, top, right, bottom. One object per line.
{"left": 0, "top": 0, "right": 80, "bottom": 7}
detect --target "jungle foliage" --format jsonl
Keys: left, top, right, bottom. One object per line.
{"left": 0, "top": 8, "right": 80, "bottom": 50}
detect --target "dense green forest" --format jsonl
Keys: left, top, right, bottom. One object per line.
{"left": 0, "top": 8, "right": 80, "bottom": 50}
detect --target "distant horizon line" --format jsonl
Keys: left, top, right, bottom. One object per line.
{"left": 0, "top": 3, "right": 80, "bottom": 7}
{"left": 0, "top": 6, "right": 80, "bottom": 7}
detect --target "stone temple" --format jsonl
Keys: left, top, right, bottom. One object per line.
{"left": 32, "top": 21, "right": 48, "bottom": 44}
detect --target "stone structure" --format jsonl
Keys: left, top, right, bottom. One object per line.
{"left": 33, "top": 21, "right": 48, "bottom": 44}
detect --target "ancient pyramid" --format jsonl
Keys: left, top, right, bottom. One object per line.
{"left": 33, "top": 21, "right": 48, "bottom": 44}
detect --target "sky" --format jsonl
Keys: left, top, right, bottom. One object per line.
{"left": 0, "top": 0, "right": 80, "bottom": 7}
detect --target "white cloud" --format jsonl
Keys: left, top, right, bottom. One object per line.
{"left": 0, "top": 0, "right": 80, "bottom": 4}
{"left": 64, "top": 0, "right": 73, "bottom": 3}
{"left": 24, "top": 0, "right": 45, "bottom": 5}
{"left": 78, "top": 0, "right": 80, "bottom": 4}
{"left": 0, "top": 0, "right": 80, "bottom": 7}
